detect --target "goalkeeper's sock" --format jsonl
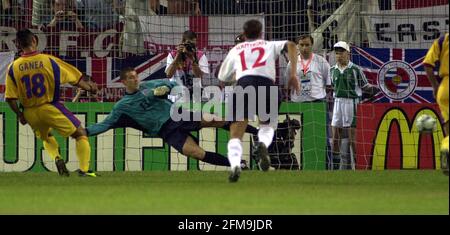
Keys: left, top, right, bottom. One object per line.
{"left": 258, "top": 125, "right": 275, "bottom": 148}
{"left": 222, "top": 122, "right": 258, "bottom": 135}
{"left": 202, "top": 152, "right": 230, "bottom": 166}
{"left": 76, "top": 136, "right": 91, "bottom": 172}
{"left": 43, "top": 136, "right": 60, "bottom": 160}
{"left": 227, "top": 138, "right": 242, "bottom": 169}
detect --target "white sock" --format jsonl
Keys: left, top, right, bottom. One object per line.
{"left": 227, "top": 138, "right": 242, "bottom": 169}
{"left": 258, "top": 125, "right": 275, "bottom": 148}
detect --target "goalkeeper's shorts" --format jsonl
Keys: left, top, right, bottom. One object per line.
{"left": 24, "top": 103, "right": 81, "bottom": 140}
{"left": 158, "top": 113, "right": 202, "bottom": 153}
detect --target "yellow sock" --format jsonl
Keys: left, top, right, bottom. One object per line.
{"left": 43, "top": 136, "right": 60, "bottom": 160}
{"left": 442, "top": 136, "right": 449, "bottom": 153}
{"left": 76, "top": 136, "right": 91, "bottom": 172}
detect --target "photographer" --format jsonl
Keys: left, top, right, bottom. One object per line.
{"left": 165, "top": 30, "right": 209, "bottom": 102}
{"left": 47, "top": 0, "right": 84, "bottom": 30}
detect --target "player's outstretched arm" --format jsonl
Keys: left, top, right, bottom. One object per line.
{"left": 86, "top": 109, "right": 121, "bottom": 137}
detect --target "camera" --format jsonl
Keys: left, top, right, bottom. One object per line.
{"left": 180, "top": 42, "right": 197, "bottom": 62}
{"left": 235, "top": 34, "right": 246, "bottom": 44}
{"left": 182, "top": 42, "right": 196, "bottom": 53}
{"left": 251, "top": 115, "right": 301, "bottom": 170}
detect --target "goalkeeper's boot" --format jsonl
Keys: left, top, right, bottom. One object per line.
{"left": 254, "top": 142, "right": 270, "bottom": 172}
{"left": 441, "top": 136, "right": 449, "bottom": 176}
{"left": 228, "top": 166, "right": 241, "bottom": 183}
{"left": 77, "top": 169, "right": 99, "bottom": 177}
{"left": 55, "top": 157, "right": 70, "bottom": 177}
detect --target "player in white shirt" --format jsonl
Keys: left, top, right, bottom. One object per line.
{"left": 285, "top": 34, "right": 331, "bottom": 102}
{"left": 218, "top": 19, "right": 300, "bottom": 182}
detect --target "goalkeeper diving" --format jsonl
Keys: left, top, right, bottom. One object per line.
{"left": 85, "top": 67, "right": 257, "bottom": 168}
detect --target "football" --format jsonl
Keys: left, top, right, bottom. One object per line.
{"left": 415, "top": 114, "right": 437, "bottom": 133}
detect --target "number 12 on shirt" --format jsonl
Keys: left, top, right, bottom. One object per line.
{"left": 239, "top": 47, "right": 267, "bottom": 71}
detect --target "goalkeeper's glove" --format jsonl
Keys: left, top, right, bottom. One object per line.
{"left": 153, "top": 86, "right": 171, "bottom": 96}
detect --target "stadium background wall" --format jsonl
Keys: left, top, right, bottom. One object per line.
{"left": 0, "top": 102, "right": 328, "bottom": 172}
{"left": 1, "top": 102, "right": 444, "bottom": 172}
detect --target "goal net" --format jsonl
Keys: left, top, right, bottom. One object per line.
{"left": 0, "top": 0, "right": 448, "bottom": 172}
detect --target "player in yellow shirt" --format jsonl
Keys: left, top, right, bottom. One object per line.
{"left": 5, "top": 29, "right": 98, "bottom": 177}
{"left": 423, "top": 33, "right": 449, "bottom": 175}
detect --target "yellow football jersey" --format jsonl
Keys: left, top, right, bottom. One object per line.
{"left": 423, "top": 33, "right": 449, "bottom": 79}
{"left": 5, "top": 52, "right": 82, "bottom": 108}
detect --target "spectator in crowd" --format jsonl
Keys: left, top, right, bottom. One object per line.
{"left": 285, "top": 34, "right": 331, "bottom": 102}
{"left": 148, "top": 0, "right": 166, "bottom": 14}
{"left": 76, "top": 0, "right": 119, "bottom": 30}
{"left": 32, "top": 0, "right": 52, "bottom": 28}
{"left": 266, "top": 1, "right": 309, "bottom": 41}
{"left": 121, "top": 0, "right": 167, "bottom": 54}
{"left": 198, "top": 0, "right": 238, "bottom": 15}
{"left": 307, "top": 0, "right": 343, "bottom": 31}
{"left": 165, "top": 30, "right": 209, "bottom": 102}
{"left": 167, "top": 0, "right": 200, "bottom": 15}
{"left": 32, "top": 0, "right": 82, "bottom": 30}
{"left": 307, "top": 0, "right": 343, "bottom": 50}
{"left": 47, "top": 0, "right": 84, "bottom": 30}
{"left": 1, "top": 0, "right": 24, "bottom": 25}
{"left": 113, "top": 0, "right": 125, "bottom": 17}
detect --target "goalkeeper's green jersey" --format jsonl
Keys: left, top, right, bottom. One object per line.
{"left": 86, "top": 79, "right": 178, "bottom": 137}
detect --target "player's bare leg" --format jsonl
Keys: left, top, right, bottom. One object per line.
{"left": 200, "top": 113, "right": 258, "bottom": 136}
{"left": 347, "top": 127, "right": 357, "bottom": 170}
{"left": 331, "top": 126, "right": 342, "bottom": 170}
{"left": 200, "top": 113, "right": 227, "bottom": 128}
{"left": 182, "top": 136, "right": 206, "bottom": 160}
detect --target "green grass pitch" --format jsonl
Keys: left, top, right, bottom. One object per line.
{"left": 0, "top": 170, "right": 448, "bottom": 214}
